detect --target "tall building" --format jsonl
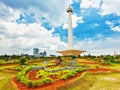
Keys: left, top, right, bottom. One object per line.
{"left": 33, "top": 48, "right": 39, "bottom": 57}
{"left": 43, "top": 51, "right": 47, "bottom": 56}
{"left": 39, "top": 51, "right": 47, "bottom": 57}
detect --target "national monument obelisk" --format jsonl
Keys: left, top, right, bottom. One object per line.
{"left": 67, "top": 5, "right": 73, "bottom": 50}
{"left": 57, "top": 6, "right": 85, "bottom": 56}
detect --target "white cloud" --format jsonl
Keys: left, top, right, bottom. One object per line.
{"left": 105, "top": 21, "right": 120, "bottom": 32}
{"left": 111, "top": 26, "right": 120, "bottom": 32}
{"left": 63, "top": 23, "right": 68, "bottom": 30}
{"left": 63, "top": 14, "right": 83, "bottom": 29}
{"left": 75, "top": 37, "right": 120, "bottom": 55}
{"left": 43, "top": 0, "right": 73, "bottom": 27}
{"left": 93, "top": 23, "right": 99, "bottom": 27}
{"left": 80, "top": 0, "right": 120, "bottom": 16}
{"left": 105, "top": 21, "right": 113, "bottom": 25}
{"left": 0, "top": 19, "right": 67, "bottom": 55}
{"left": 80, "top": 0, "right": 101, "bottom": 9}
{"left": 100, "top": 0, "right": 120, "bottom": 16}
{"left": 95, "top": 33, "right": 103, "bottom": 38}
{"left": 0, "top": 2, "right": 20, "bottom": 22}
{"left": 0, "top": 0, "right": 73, "bottom": 27}
{"left": 72, "top": 14, "right": 84, "bottom": 27}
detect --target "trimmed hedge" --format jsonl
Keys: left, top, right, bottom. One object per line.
{"left": 61, "top": 68, "right": 87, "bottom": 80}
{"left": 16, "top": 66, "right": 53, "bottom": 87}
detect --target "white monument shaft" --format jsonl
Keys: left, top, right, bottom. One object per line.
{"left": 57, "top": 6, "right": 85, "bottom": 56}
{"left": 67, "top": 6, "right": 73, "bottom": 50}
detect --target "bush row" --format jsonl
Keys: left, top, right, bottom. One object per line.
{"left": 36, "top": 67, "right": 87, "bottom": 80}
{"left": 16, "top": 66, "right": 53, "bottom": 87}
{"left": 61, "top": 68, "right": 87, "bottom": 80}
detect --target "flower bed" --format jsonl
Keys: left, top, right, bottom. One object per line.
{"left": 14, "top": 66, "right": 87, "bottom": 89}
{"left": 13, "top": 71, "right": 84, "bottom": 90}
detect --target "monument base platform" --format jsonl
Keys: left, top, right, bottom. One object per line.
{"left": 57, "top": 49, "right": 85, "bottom": 56}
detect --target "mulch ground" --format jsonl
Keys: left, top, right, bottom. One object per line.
{"left": 28, "top": 70, "right": 40, "bottom": 80}
{"left": 79, "top": 61, "right": 99, "bottom": 65}
{"left": 0, "top": 63, "right": 19, "bottom": 66}
{"left": 13, "top": 70, "right": 84, "bottom": 90}
{"left": 87, "top": 68, "right": 119, "bottom": 73}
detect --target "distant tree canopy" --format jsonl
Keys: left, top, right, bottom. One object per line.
{"left": 0, "top": 54, "right": 21, "bottom": 60}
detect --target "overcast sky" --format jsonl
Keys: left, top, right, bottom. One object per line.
{"left": 0, "top": 0, "right": 120, "bottom": 55}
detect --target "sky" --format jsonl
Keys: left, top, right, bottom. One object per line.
{"left": 0, "top": 0, "right": 120, "bottom": 56}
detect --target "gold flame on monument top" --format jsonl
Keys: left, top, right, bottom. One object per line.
{"left": 67, "top": 5, "right": 73, "bottom": 12}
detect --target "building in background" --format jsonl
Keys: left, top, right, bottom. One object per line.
{"left": 33, "top": 48, "right": 39, "bottom": 57}
{"left": 43, "top": 51, "right": 47, "bottom": 56}
{"left": 39, "top": 51, "right": 47, "bottom": 57}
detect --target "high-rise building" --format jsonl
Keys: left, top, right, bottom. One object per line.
{"left": 33, "top": 48, "right": 39, "bottom": 57}
{"left": 43, "top": 51, "right": 47, "bottom": 56}
{"left": 39, "top": 51, "right": 47, "bottom": 57}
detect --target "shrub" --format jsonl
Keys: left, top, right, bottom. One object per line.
{"left": 31, "top": 80, "right": 43, "bottom": 87}
{"left": 61, "top": 75, "right": 67, "bottom": 80}
{"left": 61, "top": 68, "right": 87, "bottom": 80}
{"left": 26, "top": 80, "right": 33, "bottom": 87}
{"left": 14, "top": 65, "right": 25, "bottom": 71}
{"left": 19, "top": 57, "right": 27, "bottom": 65}
{"left": 41, "top": 77, "right": 53, "bottom": 84}
{"left": 75, "top": 68, "right": 87, "bottom": 72}
{"left": 61, "top": 71, "right": 77, "bottom": 80}
{"left": 36, "top": 70, "right": 49, "bottom": 78}
{"left": 16, "top": 66, "right": 31, "bottom": 81}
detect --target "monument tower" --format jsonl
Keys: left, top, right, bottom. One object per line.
{"left": 57, "top": 5, "right": 85, "bottom": 56}
{"left": 67, "top": 5, "right": 73, "bottom": 50}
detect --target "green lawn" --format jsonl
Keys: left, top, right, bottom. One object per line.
{"left": 107, "top": 64, "right": 120, "bottom": 70}
{"left": 57, "top": 73, "right": 95, "bottom": 90}
{"left": 0, "top": 73, "right": 15, "bottom": 90}
{"left": 89, "top": 73, "right": 120, "bottom": 90}
{"left": 0, "top": 65, "right": 17, "bottom": 90}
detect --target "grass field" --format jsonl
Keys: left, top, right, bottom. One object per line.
{"left": 0, "top": 65, "right": 17, "bottom": 90}
{"left": 57, "top": 73, "right": 95, "bottom": 90}
{"left": 89, "top": 73, "right": 120, "bottom": 90}
{"left": 107, "top": 64, "right": 120, "bottom": 70}
{"left": 0, "top": 73, "right": 16, "bottom": 90}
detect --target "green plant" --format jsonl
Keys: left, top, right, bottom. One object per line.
{"left": 19, "top": 57, "right": 27, "bottom": 65}
{"left": 41, "top": 77, "right": 53, "bottom": 84}
{"left": 36, "top": 70, "right": 49, "bottom": 78}
{"left": 31, "top": 80, "right": 43, "bottom": 87}
{"left": 14, "top": 65, "right": 25, "bottom": 71}
{"left": 75, "top": 67, "right": 87, "bottom": 72}
{"left": 16, "top": 66, "right": 31, "bottom": 81}
{"left": 61, "top": 70, "right": 77, "bottom": 80}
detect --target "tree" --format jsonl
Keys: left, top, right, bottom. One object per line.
{"left": 57, "top": 56, "right": 62, "bottom": 60}
{"left": 20, "top": 57, "right": 27, "bottom": 65}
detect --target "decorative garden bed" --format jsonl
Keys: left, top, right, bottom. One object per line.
{"left": 13, "top": 65, "right": 87, "bottom": 90}
{"left": 13, "top": 63, "right": 120, "bottom": 90}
